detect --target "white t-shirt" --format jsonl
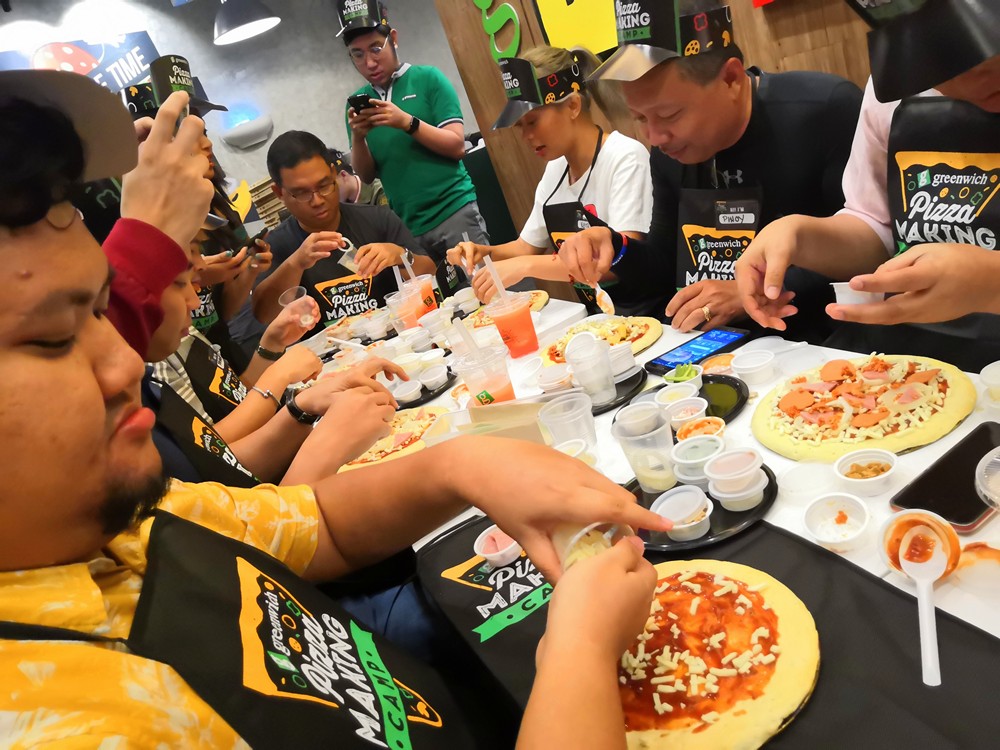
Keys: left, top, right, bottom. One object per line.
{"left": 838, "top": 77, "right": 937, "bottom": 256}
{"left": 519, "top": 130, "right": 652, "bottom": 249}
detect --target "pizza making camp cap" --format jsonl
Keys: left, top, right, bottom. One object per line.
{"left": 844, "top": 0, "right": 1000, "bottom": 102}
{"left": 336, "top": 0, "right": 390, "bottom": 37}
{"left": 492, "top": 56, "right": 587, "bottom": 129}
{"left": 0, "top": 69, "right": 136, "bottom": 182}
{"left": 589, "top": 1, "right": 735, "bottom": 82}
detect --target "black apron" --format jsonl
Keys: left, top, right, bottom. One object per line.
{"left": 542, "top": 127, "right": 611, "bottom": 315}
{"left": 192, "top": 284, "right": 252, "bottom": 374}
{"left": 827, "top": 96, "right": 1000, "bottom": 371}
{"left": 302, "top": 249, "right": 395, "bottom": 335}
{"left": 155, "top": 385, "right": 259, "bottom": 488}
{"left": 179, "top": 335, "right": 247, "bottom": 423}
{"left": 0, "top": 511, "right": 474, "bottom": 749}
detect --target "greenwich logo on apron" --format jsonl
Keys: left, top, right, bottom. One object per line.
{"left": 208, "top": 353, "right": 247, "bottom": 406}
{"left": 893, "top": 151, "right": 1000, "bottom": 253}
{"left": 679, "top": 224, "right": 754, "bottom": 285}
{"left": 439, "top": 551, "right": 550, "bottom": 643}
{"left": 193, "top": 415, "right": 253, "bottom": 479}
{"left": 314, "top": 274, "right": 378, "bottom": 324}
{"left": 236, "top": 557, "right": 445, "bottom": 747}
{"left": 192, "top": 285, "right": 220, "bottom": 331}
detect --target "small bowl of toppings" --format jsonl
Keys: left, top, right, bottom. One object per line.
{"left": 394, "top": 352, "right": 425, "bottom": 379}
{"left": 804, "top": 493, "right": 869, "bottom": 553}
{"left": 976, "top": 446, "right": 1000, "bottom": 509}
{"left": 537, "top": 363, "right": 574, "bottom": 393}
{"left": 835, "top": 449, "right": 897, "bottom": 496}
{"left": 474, "top": 524, "right": 523, "bottom": 568}
{"left": 731, "top": 351, "right": 776, "bottom": 385}
{"left": 555, "top": 523, "right": 635, "bottom": 570}
{"left": 650, "top": 486, "right": 713, "bottom": 542}
{"left": 554, "top": 439, "right": 597, "bottom": 467}
{"left": 418, "top": 364, "right": 450, "bottom": 391}
{"left": 878, "top": 510, "right": 960, "bottom": 577}
{"left": 393, "top": 380, "right": 424, "bottom": 404}
{"left": 830, "top": 282, "right": 885, "bottom": 306}
{"left": 674, "top": 464, "right": 710, "bottom": 491}
{"left": 676, "top": 416, "right": 725, "bottom": 441}
{"left": 665, "top": 397, "right": 709, "bottom": 431}
{"left": 419, "top": 349, "right": 447, "bottom": 368}
{"left": 670, "top": 434, "right": 725, "bottom": 472}
{"left": 654, "top": 382, "right": 700, "bottom": 406}
{"left": 710, "top": 469, "right": 769, "bottom": 512}
{"left": 663, "top": 363, "right": 704, "bottom": 390}
{"left": 615, "top": 402, "right": 664, "bottom": 437}
{"left": 701, "top": 353, "right": 735, "bottom": 375}
{"left": 703, "top": 449, "right": 763, "bottom": 493}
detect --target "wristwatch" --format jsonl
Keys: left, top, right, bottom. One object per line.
{"left": 406, "top": 116, "right": 421, "bottom": 135}
{"left": 256, "top": 344, "right": 285, "bottom": 361}
{"left": 285, "top": 388, "right": 322, "bottom": 425}
{"left": 402, "top": 247, "right": 415, "bottom": 266}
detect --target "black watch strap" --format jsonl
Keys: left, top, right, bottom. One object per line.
{"left": 407, "top": 116, "right": 421, "bottom": 134}
{"left": 256, "top": 344, "right": 284, "bottom": 361}
{"left": 285, "top": 389, "right": 321, "bottom": 425}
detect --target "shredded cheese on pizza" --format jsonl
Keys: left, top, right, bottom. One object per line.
{"left": 347, "top": 407, "right": 443, "bottom": 466}
{"left": 546, "top": 317, "right": 650, "bottom": 364}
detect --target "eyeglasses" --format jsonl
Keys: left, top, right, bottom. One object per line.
{"left": 286, "top": 181, "right": 336, "bottom": 203}
{"left": 349, "top": 43, "right": 388, "bottom": 61}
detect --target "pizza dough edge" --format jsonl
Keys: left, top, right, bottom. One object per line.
{"left": 340, "top": 406, "right": 450, "bottom": 472}
{"left": 631, "top": 317, "right": 664, "bottom": 355}
{"left": 626, "top": 560, "right": 820, "bottom": 750}
{"left": 751, "top": 355, "right": 977, "bottom": 463}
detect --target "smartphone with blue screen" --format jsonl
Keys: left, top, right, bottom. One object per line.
{"left": 644, "top": 327, "right": 751, "bottom": 375}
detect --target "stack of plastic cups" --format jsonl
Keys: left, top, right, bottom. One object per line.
{"left": 564, "top": 332, "right": 616, "bottom": 405}
{"left": 384, "top": 287, "right": 425, "bottom": 331}
{"left": 538, "top": 392, "right": 597, "bottom": 450}
{"left": 418, "top": 308, "right": 454, "bottom": 349}
{"left": 611, "top": 403, "right": 677, "bottom": 494}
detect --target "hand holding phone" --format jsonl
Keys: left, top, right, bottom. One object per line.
{"left": 348, "top": 94, "right": 375, "bottom": 115}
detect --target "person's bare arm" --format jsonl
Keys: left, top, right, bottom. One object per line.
{"left": 302, "top": 436, "right": 671, "bottom": 582}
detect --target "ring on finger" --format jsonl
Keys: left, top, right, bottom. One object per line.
{"left": 702, "top": 305, "right": 712, "bottom": 322}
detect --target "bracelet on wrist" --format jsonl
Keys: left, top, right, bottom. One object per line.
{"left": 609, "top": 232, "right": 629, "bottom": 267}
{"left": 256, "top": 344, "right": 285, "bottom": 361}
{"left": 250, "top": 386, "right": 280, "bottom": 409}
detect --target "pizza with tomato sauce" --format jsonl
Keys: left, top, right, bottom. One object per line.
{"left": 340, "top": 406, "right": 449, "bottom": 471}
{"left": 622, "top": 560, "right": 819, "bottom": 750}
{"left": 542, "top": 316, "right": 662, "bottom": 365}
{"left": 751, "top": 354, "right": 975, "bottom": 462}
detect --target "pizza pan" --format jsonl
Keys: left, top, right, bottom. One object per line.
{"left": 593, "top": 367, "right": 648, "bottom": 416}
{"left": 630, "top": 463, "right": 777, "bottom": 553}
{"left": 626, "top": 374, "right": 749, "bottom": 423}
{"left": 396, "top": 371, "right": 458, "bottom": 411}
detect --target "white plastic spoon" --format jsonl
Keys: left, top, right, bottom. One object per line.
{"left": 899, "top": 525, "right": 948, "bottom": 687}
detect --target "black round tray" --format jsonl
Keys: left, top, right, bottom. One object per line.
{"left": 396, "top": 371, "right": 457, "bottom": 410}
{"left": 627, "top": 463, "right": 778, "bottom": 553}
{"left": 625, "top": 373, "right": 749, "bottom": 423}
{"left": 593, "top": 367, "right": 649, "bottom": 416}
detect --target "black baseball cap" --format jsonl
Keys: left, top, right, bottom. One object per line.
{"left": 492, "top": 56, "right": 587, "bottom": 129}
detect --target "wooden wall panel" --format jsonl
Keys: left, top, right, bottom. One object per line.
{"left": 436, "top": 0, "right": 873, "bottom": 258}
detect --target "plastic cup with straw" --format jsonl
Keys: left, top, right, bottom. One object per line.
{"left": 483, "top": 256, "right": 539, "bottom": 357}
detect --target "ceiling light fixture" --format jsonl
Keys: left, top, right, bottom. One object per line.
{"left": 214, "top": 0, "right": 280, "bottom": 46}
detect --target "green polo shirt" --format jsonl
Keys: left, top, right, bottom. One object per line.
{"left": 346, "top": 64, "right": 477, "bottom": 236}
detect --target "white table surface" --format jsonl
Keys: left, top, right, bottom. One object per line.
{"left": 305, "top": 300, "right": 1000, "bottom": 640}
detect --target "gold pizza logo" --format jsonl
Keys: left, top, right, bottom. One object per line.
{"left": 544, "top": 92, "right": 556, "bottom": 104}
{"left": 684, "top": 40, "right": 700, "bottom": 56}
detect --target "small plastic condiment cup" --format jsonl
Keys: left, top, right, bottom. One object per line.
{"left": 537, "top": 364, "right": 574, "bottom": 393}
{"left": 650, "top": 487, "right": 712, "bottom": 542}
{"left": 654, "top": 382, "right": 699, "bottom": 406}
{"left": 980, "top": 361, "right": 1000, "bottom": 404}
{"left": 615, "top": 402, "right": 662, "bottom": 437}
{"left": 539, "top": 392, "right": 598, "bottom": 449}
{"left": 419, "top": 349, "right": 447, "bottom": 368}
{"left": 474, "top": 524, "right": 523, "bottom": 568}
{"left": 418, "top": 308, "right": 453, "bottom": 335}
{"left": 418, "top": 365, "right": 449, "bottom": 390}
{"left": 830, "top": 282, "right": 886, "bottom": 306}
{"left": 709, "top": 469, "right": 768, "bottom": 512}
{"left": 976, "top": 446, "right": 1000, "bottom": 509}
{"left": 404, "top": 328, "right": 433, "bottom": 352}
{"left": 394, "top": 352, "right": 425, "bottom": 379}
{"left": 878, "top": 509, "right": 961, "bottom": 577}
{"left": 564, "top": 332, "right": 616, "bottom": 405}
{"left": 611, "top": 408, "right": 676, "bottom": 493}
{"left": 609, "top": 343, "right": 638, "bottom": 376}
{"left": 665, "top": 397, "right": 709, "bottom": 430}
{"left": 731, "top": 351, "right": 776, "bottom": 385}
{"left": 554, "top": 439, "right": 597, "bottom": 467}
{"left": 778, "top": 462, "right": 829, "bottom": 505}
{"left": 394, "top": 380, "right": 424, "bottom": 404}
{"left": 804, "top": 493, "right": 869, "bottom": 553}
{"left": 676, "top": 416, "right": 726, "bottom": 442}
{"left": 703, "top": 448, "right": 763, "bottom": 493}
{"left": 665, "top": 364, "right": 704, "bottom": 390}
{"left": 675, "top": 465, "right": 710, "bottom": 491}
{"left": 670, "top": 434, "right": 725, "bottom": 472}
{"left": 459, "top": 298, "right": 482, "bottom": 315}
{"left": 834, "top": 448, "right": 897, "bottom": 497}
{"left": 555, "top": 523, "right": 635, "bottom": 570}
{"left": 455, "top": 286, "right": 478, "bottom": 304}
{"left": 362, "top": 310, "right": 392, "bottom": 340}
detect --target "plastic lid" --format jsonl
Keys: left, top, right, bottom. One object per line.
{"left": 650, "top": 486, "right": 708, "bottom": 525}
{"left": 975, "top": 446, "right": 1000, "bottom": 510}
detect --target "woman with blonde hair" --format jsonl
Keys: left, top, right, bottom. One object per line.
{"left": 447, "top": 45, "right": 670, "bottom": 317}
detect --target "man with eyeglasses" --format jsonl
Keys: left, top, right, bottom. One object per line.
{"left": 339, "top": 0, "right": 490, "bottom": 265}
{"left": 251, "top": 130, "right": 435, "bottom": 333}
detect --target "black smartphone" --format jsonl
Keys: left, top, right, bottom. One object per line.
{"left": 889, "top": 422, "right": 999, "bottom": 533}
{"left": 348, "top": 94, "right": 375, "bottom": 114}
{"left": 644, "top": 327, "right": 751, "bottom": 375}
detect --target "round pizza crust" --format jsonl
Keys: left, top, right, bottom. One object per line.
{"left": 541, "top": 316, "right": 663, "bottom": 366}
{"left": 627, "top": 560, "right": 820, "bottom": 750}
{"left": 751, "top": 355, "right": 976, "bottom": 462}
{"left": 339, "top": 406, "right": 450, "bottom": 472}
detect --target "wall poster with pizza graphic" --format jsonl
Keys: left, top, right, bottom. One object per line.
{"left": 533, "top": 0, "right": 618, "bottom": 55}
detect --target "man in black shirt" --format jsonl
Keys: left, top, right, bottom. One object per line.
{"left": 558, "top": 0, "right": 862, "bottom": 343}
{"left": 253, "top": 130, "right": 435, "bottom": 334}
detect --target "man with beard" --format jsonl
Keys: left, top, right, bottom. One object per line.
{"left": 0, "top": 72, "right": 666, "bottom": 748}
{"left": 558, "top": 0, "right": 862, "bottom": 342}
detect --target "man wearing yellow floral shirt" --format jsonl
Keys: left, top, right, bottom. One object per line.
{"left": 0, "top": 72, "right": 667, "bottom": 748}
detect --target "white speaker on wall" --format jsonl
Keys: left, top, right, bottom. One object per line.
{"left": 220, "top": 114, "right": 273, "bottom": 149}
